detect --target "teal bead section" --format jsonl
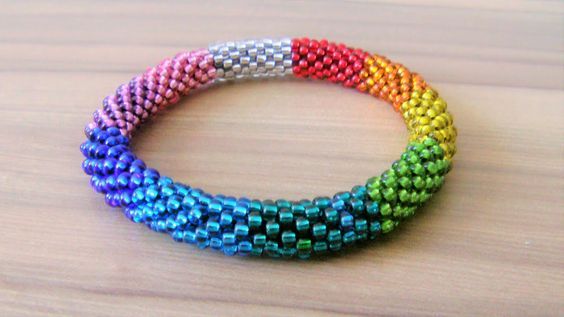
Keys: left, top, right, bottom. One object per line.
{"left": 84, "top": 128, "right": 450, "bottom": 259}
{"left": 366, "top": 138, "right": 449, "bottom": 234}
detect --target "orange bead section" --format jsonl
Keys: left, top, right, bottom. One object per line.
{"left": 359, "top": 55, "right": 427, "bottom": 111}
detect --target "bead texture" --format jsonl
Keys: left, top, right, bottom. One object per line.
{"left": 81, "top": 37, "right": 457, "bottom": 259}
{"left": 209, "top": 38, "right": 293, "bottom": 80}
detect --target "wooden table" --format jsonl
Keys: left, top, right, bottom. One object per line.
{"left": 1, "top": 1, "right": 563, "bottom": 316}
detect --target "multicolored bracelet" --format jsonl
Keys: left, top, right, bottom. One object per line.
{"left": 80, "top": 37, "right": 457, "bottom": 259}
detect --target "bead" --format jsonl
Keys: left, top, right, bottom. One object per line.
{"left": 210, "top": 237, "right": 222, "bottom": 250}
{"left": 355, "top": 219, "right": 368, "bottom": 234}
{"left": 183, "top": 229, "right": 196, "bottom": 244}
{"left": 369, "top": 221, "right": 382, "bottom": 239}
{"left": 181, "top": 195, "right": 196, "bottom": 209}
{"left": 295, "top": 217, "right": 310, "bottom": 234}
{"left": 219, "top": 211, "right": 233, "bottom": 227}
{"left": 210, "top": 38, "right": 292, "bottom": 80}
{"left": 349, "top": 198, "right": 364, "bottom": 215}
{"left": 276, "top": 199, "right": 291, "bottom": 210}
{"left": 222, "top": 232, "right": 236, "bottom": 246}
{"left": 324, "top": 208, "right": 339, "bottom": 226}
{"left": 234, "top": 223, "right": 249, "bottom": 239}
{"left": 381, "top": 219, "right": 395, "bottom": 233}
{"left": 305, "top": 206, "right": 320, "bottom": 222}
{"left": 266, "top": 221, "right": 280, "bottom": 238}
{"left": 176, "top": 212, "right": 188, "bottom": 226}
{"left": 380, "top": 203, "right": 392, "bottom": 217}
{"left": 291, "top": 201, "right": 306, "bottom": 217}
{"left": 331, "top": 198, "right": 346, "bottom": 211}
{"left": 223, "top": 244, "right": 237, "bottom": 256}
{"left": 238, "top": 241, "right": 252, "bottom": 256}
{"left": 279, "top": 247, "right": 296, "bottom": 259}
{"left": 206, "top": 220, "right": 220, "bottom": 236}
{"left": 253, "top": 234, "right": 266, "bottom": 247}
{"left": 327, "top": 229, "right": 342, "bottom": 251}
{"left": 351, "top": 185, "right": 367, "bottom": 200}
{"left": 195, "top": 227, "right": 209, "bottom": 243}
{"left": 172, "top": 229, "right": 184, "bottom": 242}
{"left": 356, "top": 232, "right": 368, "bottom": 242}
{"left": 223, "top": 196, "right": 237, "bottom": 210}
{"left": 198, "top": 193, "right": 213, "bottom": 207}
{"left": 248, "top": 211, "right": 262, "bottom": 229}
{"left": 251, "top": 246, "right": 263, "bottom": 257}
{"left": 281, "top": 231, "right": 296, "bottom": 246}
{"left": 249, "top": 200, "right": 262, "bottom": 212}
{"left": 313, "top": 196, "right": 331, "bottom": 209}
{"left": 264, "top": 241, "right": 280, "bottom": 258}
{"left": 340, "top": 211, "right": 354, "bottom": 229}
{"left": 166, "top": 195, "right": 181, "bottom": 212}
{"left": 313, "top": 241, "right": 328, "bottom": 254}
{"left": 208, "top": 199, "right": 223, "bottom": 216}
{"left": 312, "top": 223, "right": 327, "bottom": 240}
{"left": 334, "top": 191, "right": 351, "bottom": 202}
{"left": 145, "top": 186, "right": 159, "bottom": 202}
{"left": 343, "top": 231, "right": 356, "bottom": 246}
{"left": 188, "top": 206, "right": 205, "bottom": 225}
{"left": 296, "top": 239, "right": 312, "bottom": 259}
{"left": 233, "top": 204, "right": 249, "bottom": 219}
{"left": 262, "top": 200, "right": 278, "bottom": 221}
{"left": 278, "top": 209, "right": 293, "bottom": 228}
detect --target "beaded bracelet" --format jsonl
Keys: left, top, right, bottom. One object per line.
{"left": 80, "top": 37, "right": 457, "bottom": 259}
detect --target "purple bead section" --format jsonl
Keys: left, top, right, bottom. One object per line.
{"left": 85, "top": 49, "right": 216, "bottom": 138}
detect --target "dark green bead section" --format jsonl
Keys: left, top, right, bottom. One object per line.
{"left": 366, "top": 138, "right": 450, "bottom": 234}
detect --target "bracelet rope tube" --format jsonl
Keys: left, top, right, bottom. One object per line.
{"left": 80, "top": 37, "right": 457, "bottom": 259}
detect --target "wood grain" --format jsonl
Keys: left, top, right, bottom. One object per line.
{"left": 1, "top": 1, "right": 563, "bottom": 316}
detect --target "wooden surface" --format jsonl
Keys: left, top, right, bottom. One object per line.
{"left": 1, "top": 1, "right": 563, "bottom": 316}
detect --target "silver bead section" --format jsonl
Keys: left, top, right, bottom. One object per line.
{"left": 209, "top": 38, "right": 293, "bottom": 80}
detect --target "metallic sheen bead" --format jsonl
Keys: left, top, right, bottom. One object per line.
{"left": 210, "top": 38, "right": 293, "bottom": 80}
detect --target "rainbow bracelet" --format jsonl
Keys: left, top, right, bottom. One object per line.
{"left": 80, "top": 37, "right": 457, "bottom": 259}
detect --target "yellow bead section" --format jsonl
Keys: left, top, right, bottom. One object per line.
{"left": 400, "top": 89, "right": 457, "bottom": 160}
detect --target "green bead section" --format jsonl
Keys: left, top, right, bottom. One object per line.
{"left": 366, "top": 138, "right": 450, "bottom": 234}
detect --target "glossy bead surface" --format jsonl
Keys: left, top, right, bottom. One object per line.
{"left": 80, "top": 37, "right": 456, "bottom": 259}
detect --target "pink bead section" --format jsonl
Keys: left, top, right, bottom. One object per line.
{"left": 85, "top": 49, "right": 216, "bottom": 138}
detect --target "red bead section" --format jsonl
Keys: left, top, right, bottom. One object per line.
{"left": 291, "top": 38, "right": 369, "bottom": 90}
